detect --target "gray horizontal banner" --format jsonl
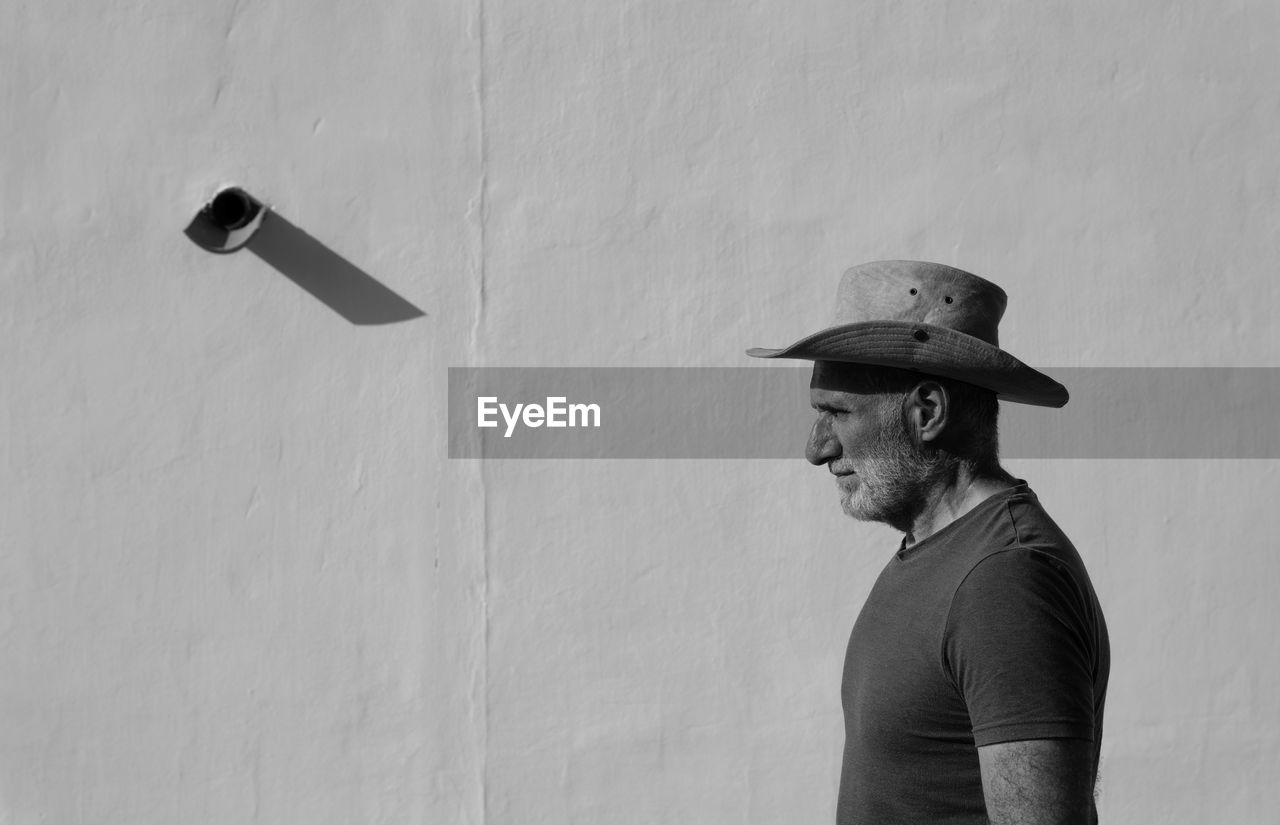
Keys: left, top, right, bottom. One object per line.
{"left": 448, "top": 367, "right": 1278, "bottom": 459}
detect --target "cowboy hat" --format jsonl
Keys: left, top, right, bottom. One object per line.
{"left": 746, "top": 260, "right": 1068, "bottom": 407}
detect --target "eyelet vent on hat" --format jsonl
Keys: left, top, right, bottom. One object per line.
{"left": 912, "top": 329, "right": 929, "bottom": 342}
{"left": 909, "top": 288, "right": 918, "bottom": 295}
{"left": 944, "top": 296, "right": 953, "bottom": 304}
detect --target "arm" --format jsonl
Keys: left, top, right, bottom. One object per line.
{"left": 977, "top": 738, "right": 1095, "bottom": 825}
{"left": 945, "top": 548, "right": 1106, "bottom": 822}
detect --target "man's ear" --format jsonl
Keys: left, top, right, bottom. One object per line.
{"left": 903, "top": 380, "right": 949, "bottom": 445}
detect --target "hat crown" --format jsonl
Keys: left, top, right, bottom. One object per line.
{"left": 833, "top": 260, "right": 1008, "bottom": 345}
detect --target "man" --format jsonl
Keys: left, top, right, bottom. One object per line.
{"left": 748, "top": 261, "right": 1110, "bottom": 825}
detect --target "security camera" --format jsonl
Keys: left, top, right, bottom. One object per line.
{"left": 185, "top": 186, "right": 269, "bottom": 253}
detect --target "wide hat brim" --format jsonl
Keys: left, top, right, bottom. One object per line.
{"left": 747, "top": 320, "right": 1069, "bottom": 407}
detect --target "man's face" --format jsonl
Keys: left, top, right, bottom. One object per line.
{"left": 806, "top": 364, "right": 939, "bottom": 532}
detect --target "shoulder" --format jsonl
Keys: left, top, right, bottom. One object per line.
{"left": 943, "top": 541, "right": 1105, "bottom": 672}
{"left": 959, "top": 545, "right": 1081, "bottom": 593}
{"left": 955, "top": 488, "right": 1095, "bottom": 607}
{"left": 949, "top": 545, "right": 1096, "bottom": 636}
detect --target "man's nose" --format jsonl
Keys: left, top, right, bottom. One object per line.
{"left": 806, "top": 415, "right": 840, "bottom": 465}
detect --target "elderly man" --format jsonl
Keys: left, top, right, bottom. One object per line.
{"left": 749, "top": 261, "right": 1110, "bottom": 825}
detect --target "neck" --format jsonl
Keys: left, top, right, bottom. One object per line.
{"left": 902, "top": 466, "right": 1016, "bottom": 546}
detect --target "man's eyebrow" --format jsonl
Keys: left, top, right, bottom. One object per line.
{"left": 811, "top": 401, "right": 846, "bottom": 413}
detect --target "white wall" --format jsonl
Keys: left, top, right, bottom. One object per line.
{"left": 3, "top": 1, "right": 1278, "bottom": 822}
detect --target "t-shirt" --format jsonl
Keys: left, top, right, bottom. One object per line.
{"left": 836, "top": 483, "right": 1109, "bottom": 825}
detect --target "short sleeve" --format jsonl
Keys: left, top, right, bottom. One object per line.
{"left": 942, "top": 547, "right": 1099, "bottom": 747}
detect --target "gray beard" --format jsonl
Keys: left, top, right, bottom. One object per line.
{"left": 839, "top": 406, "right": 957, "bottom": 534}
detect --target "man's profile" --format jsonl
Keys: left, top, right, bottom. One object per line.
{"left": 748, "top": 260, "right": 1110, "bottom": 825}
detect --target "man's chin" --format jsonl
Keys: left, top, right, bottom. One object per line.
{"left": 841, "top": 501, "right": 876, "bottom": 523}
{"left": 838, "top": 488, "right": 875, "bottom": 522}
{"left": 840, "top": 499, "right": 867, "bottom": 521}
{"left": 840, "top": 482, "right": 907, "bottom": 529}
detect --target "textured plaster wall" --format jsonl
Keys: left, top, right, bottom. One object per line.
{"left": 3, "top": 1, "right": 1278, "bottom": 823}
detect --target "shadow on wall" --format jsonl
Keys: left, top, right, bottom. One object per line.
{"left": 185, "top": 200, "right": 426, "bottom": 325}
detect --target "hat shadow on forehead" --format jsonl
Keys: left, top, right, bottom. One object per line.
{"left": 810, "top": 361, "right": 920, "bottom": 394}
{"left": 747, "top": 260, "right": 1069, "bottom": 408}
